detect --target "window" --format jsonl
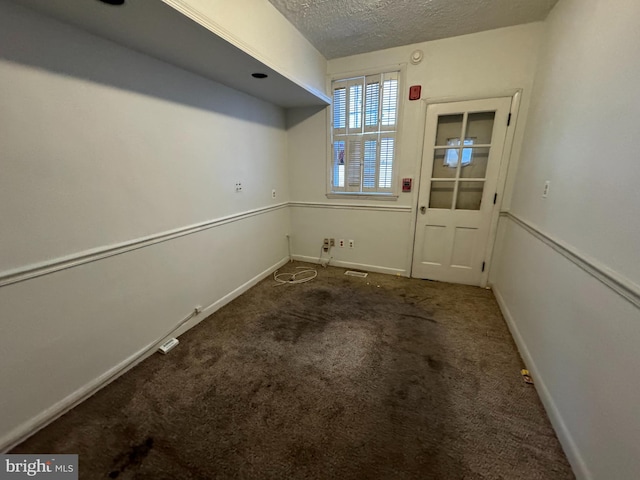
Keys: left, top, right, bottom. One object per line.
{"left": 444, "top": 138, "right": 476, "bottom": 167}
{"left": 330, "top": 71, "right": 400, "bottom": 195}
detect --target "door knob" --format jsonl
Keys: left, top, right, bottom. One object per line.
{"left": 420, "top": 206, "right": 426, "bottom": 214}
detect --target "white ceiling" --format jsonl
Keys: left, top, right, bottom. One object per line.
{"left": 268, "top": 0, "right": 558, "bottom": 59}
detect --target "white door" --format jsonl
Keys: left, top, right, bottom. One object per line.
{"left": 412, "top": 97, "right": 512, "bottom": 285}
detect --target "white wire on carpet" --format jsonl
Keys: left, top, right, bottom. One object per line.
{"left": 273, "top": 267, "right": 318, "bottom": 286}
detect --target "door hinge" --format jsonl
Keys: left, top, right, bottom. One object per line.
{"left": 493, "top": 193, "right": 498, "bottom": 204}
{"left": 482, "top": 261, "right": 486, "bottom": 272}
{"left": 507, "top": 113, "right": 512, "bottom": 126}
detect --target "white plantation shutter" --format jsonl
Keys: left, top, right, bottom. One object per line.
{"left": 347, "top": 137, "right": 363, "bottom": 190}
{"left": 332, "top": 140, "right": 345, "bottom": 188}
{"left": 348, "top": 82, "right": 363, "bottom": 132}
{"left": 364, "top": 75, "right": 381, "bottom": 132}
{"left": 379, "top": 136, "right": 395, "bottom": 189}
{"left": 362, "top": 138, "right": 377, "bottom": 190}
{"left": 331, "top": 70, "right": 399, "bottom": 194}
{"left": 381, "top": 73, "right": 399, "bottom": 127}
{"left": 333, "top": 87, "right": 346, "bottom": 134}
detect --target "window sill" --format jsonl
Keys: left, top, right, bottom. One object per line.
{"left": 326, "top": 193, "right": 399, "bottom": 201}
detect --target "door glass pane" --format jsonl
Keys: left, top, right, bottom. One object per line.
{"left": 465, "top": 111, "right": 495, "bottom": 144}
{"left": 435, "top": 114, "right": 463, "bottom": 146}
{"left": 460, "top": 147, "right": 490, "bottom": 178}
{"left": 456, "top": 181, "right": 484, "bottom": 210}
{"left": 429, "top": 181, "right": 454, "bottom": 209}
{"left": 432, "top": 148, "right": 458, "bottom": 178}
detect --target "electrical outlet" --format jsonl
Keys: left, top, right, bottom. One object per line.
{"left": 272, "top": 189, "right": 276, "bottom": 199}
{"left": 543, "top": 180, "right": 550, "bottom": 198}
{"left": 339, "top": 239, "right": 345, "bottom": 248}
{"left": 349, "top": 239, "right": 355, "bottom": 249}
{"left": 323, "top": 238, "right": 330, "bottom": 252}
{"left": 330, "top": 238, "right": 335, "bottom": 247}
{"left": 235, "top": 182, "right": 242, "bottom": 192}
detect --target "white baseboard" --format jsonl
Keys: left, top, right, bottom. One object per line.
{"left": 291, "top": 254, "right": 408, "bottom": 277}
{"left": 0, "top": 256, "right": 290, "bottom": 452}
{"left": 492, "top": 285, "right": 590, "bottom": 480}
{"left": 170, "top": 256, "right": 290, "bottom": 339}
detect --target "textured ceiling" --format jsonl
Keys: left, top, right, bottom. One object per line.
{"left": 268, "top": 0, "right": 558, "bottom": 59}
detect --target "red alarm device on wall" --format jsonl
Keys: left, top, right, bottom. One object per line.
{"left": 409, "top": 85, "right": 421, "bottom": 100}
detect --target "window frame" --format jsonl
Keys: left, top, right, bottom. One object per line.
{"left": 326, "top": 64, "right": 405, "bottom": 200}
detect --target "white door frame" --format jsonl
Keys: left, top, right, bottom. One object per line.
{"left": 406, "top": 89, "right": 523, "bottom": 285}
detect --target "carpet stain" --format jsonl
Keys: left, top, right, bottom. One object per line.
{"left": 398, "top": 312, "right": 438, "bottom": 323}
{"left": 11, "top": 263, "right": 574, "bottom": 480}
{"left": 108, "top": 437, "right": 154, "bottom": 478}
{"left": 426, "top": 355, "right": 444, "bottom": 371}
{"left": 306, "top": 288, "right": 335, "bottom": 305}
{"left": 395, "top": 388, "right": 408, "bottom": 400}
{"left": 264, "top": 308, "right": 336, "bottom": 344}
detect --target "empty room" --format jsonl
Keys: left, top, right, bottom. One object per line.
{"left": 1, "top": 0, "right": 638, "bottom": 478}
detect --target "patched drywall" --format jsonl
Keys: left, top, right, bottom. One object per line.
{"left": 269, "top": 0, "right": 557, "bottom": 58}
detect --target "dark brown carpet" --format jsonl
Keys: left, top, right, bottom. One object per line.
{"left": 12, "top": 262, "right": 574, "bottom": 479}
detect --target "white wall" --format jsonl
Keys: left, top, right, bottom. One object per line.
{"left": 0, "top": 2, "right": 291, "bottom": 449}
{"left": 287, "top": 23, "right": 543, "bottom": 274}
{"left": 490, "top": 0, "right": 640, "bottom": 478}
